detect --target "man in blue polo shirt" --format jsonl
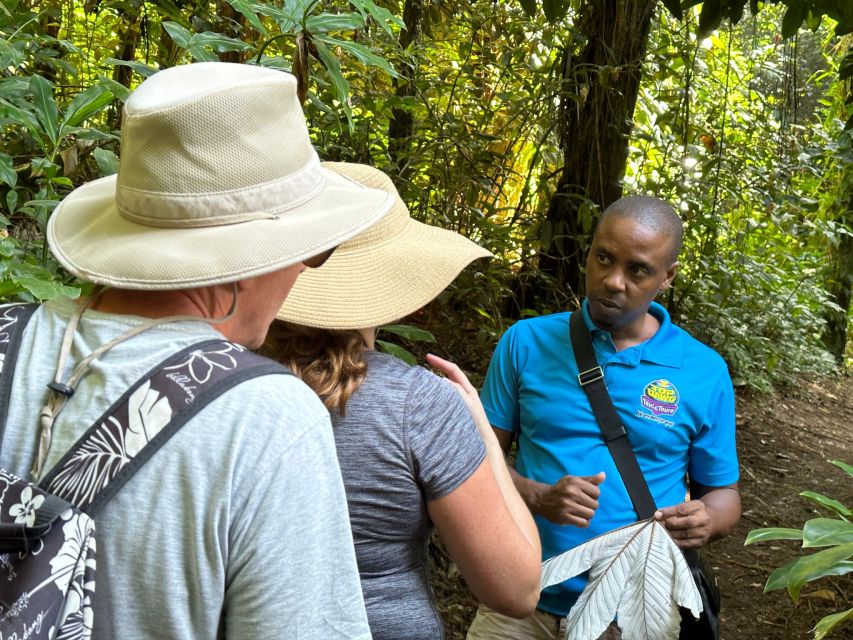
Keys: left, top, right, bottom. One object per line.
{"left": 467, "top": 196, "right": 741, "bottom": 639}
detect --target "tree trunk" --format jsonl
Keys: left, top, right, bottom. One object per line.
{"left": 823, "top": 204, "right": 852, "bottom": 363}
{"left": 388, "top": 0, "right": 424, "bottom": 180}
{"left": 215, "top": 0, "right": 249, "bottom": 63}
{"left": 536, "top": 0, "right": 657, "bottom": 300}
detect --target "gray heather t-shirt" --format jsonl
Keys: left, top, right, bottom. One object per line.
{"left": 332, "top": 351, "right": 486, "bottom": 640}
{"left": 1, "top": 299, "right": 371, "bottom": 639}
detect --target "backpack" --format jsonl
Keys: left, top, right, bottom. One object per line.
{"left": 0, "top": 302, "right": 290, "bottom": 639}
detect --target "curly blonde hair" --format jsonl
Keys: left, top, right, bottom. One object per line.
{"left": 260, "top": 320, "right": 368, "bottom": 416}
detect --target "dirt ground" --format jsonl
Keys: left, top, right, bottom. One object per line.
{"left": 429, "top": 374, "right": 853, "bottom": 639}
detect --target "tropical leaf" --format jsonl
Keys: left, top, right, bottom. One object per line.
{"left": 813, "top": 606, "right": 853, "bottom": 640}
{"left": 831, "top": 460, "right": 853, "bottom": 478}
{"left": 125, "top": 380, "right": 172, "bottom": 458}
{"left": 799, "top": 490, "right": 852, "bottom": 518}
{"left": 744, "top": 527, "right": 803, "bottom": 545}
{"left": 375, "top": 339, "right": 416, "bottom": 365}
{"left": 802, "top": 518, "right": 853, "bottom": 547}
{"left": 29, "top": 74, "right": 58, "bottom": 147}
{"left": 0, "top": 152, "right": 16, "bottom": 188}
{"left": 380, "top": 324, "right": 435, "bottom": 342}
{"left": 541, "top": 519, "right": 701, "bottom": 640}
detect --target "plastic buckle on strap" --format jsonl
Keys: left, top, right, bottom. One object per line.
{"left": 47, "top": 381, "right": 75, "bottom": 397}
{"left": 577, "top": 366, "right": 604, "bottom": 386}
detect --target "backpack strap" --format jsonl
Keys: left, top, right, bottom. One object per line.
{"left": 38, "top": 338, "right": 291, "bottom": 516}
{"left": 0, "top": 303, "right": 40, "bottom": 447}
{"left": 569, "top": 310, "right": 658, "bottom": 520}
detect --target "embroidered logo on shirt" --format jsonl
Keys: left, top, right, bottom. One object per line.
{"left": 640, "top": 379, "right": 680, "bottom": 417}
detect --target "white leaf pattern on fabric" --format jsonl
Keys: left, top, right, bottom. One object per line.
{"left": 540, "top": 519, "right": 702, "bottom": 640}
{"left": 49, "top": 417, "right": 132, "bottom": 506}
{"left": 8, "top": 485, "right": 46, "bottom": 527}
{"left": 163, "top": 343, "right": 243, "bottom": 383}
{"left": 124, "top": 380, "right": 173, "bottom": 457}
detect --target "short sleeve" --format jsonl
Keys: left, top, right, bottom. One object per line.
{"left": 481, "top": 323, "right": 521, "bottom": 432}
{"left": 688, "top": 371, "right": 739, "bottom": 487}
{"left": 405, "top": 368, "right": 486, "bottom": 502}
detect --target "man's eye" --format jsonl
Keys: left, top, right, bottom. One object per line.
{"left": 597, "top": 254, "right": 610, "bottom": 265}
{"left": 630, "top": 266, "right": 648, "bottom": 276}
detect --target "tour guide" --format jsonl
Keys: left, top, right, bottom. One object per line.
{"left": 467, "top": 196, "right": 741, "bottom": 639}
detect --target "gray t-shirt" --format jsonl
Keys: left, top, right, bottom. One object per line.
{"left": 333, "top": 351, "right": 486, "bottom": 640}
{"left": 1, "top": 298, "right": 371, "bottom": 639}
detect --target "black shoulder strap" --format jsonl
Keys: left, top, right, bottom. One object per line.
{"left": 36, "top": 338, "right": 292, "bottom": 516}
{"left": 569, "top": 310, "right": 658, "bottom": 520}
{"left": 0, "top": 303, "right": 40, "bottom": 447}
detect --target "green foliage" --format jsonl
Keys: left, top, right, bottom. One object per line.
{"left": 0, "top": 0, "right": 849, "bottom": 390}
{"left": 376, "top": 323, "right": 435, "bottom": 365}
{"left": 745, "top": 460, "right": 853, "bottom": 639}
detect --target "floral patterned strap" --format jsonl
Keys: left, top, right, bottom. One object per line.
{"left": 0, "top": 303, "right": 39, "bottom": 449}
{"left": 38, "top": 339, "right": 291, "bottom": 515}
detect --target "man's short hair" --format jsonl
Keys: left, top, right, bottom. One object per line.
{"left": 598, "top": 196, "right": 683, "bottom": 263}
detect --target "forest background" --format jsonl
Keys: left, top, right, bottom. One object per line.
{"left": 1, "top": 0, "right": 852, "bottom": 637}
{"left": 1, "top": 0, "right": 851, "bottom": 394}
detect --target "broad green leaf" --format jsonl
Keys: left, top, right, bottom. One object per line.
{"left": 803, "top": 518, "right": 853, "bottom": 547}
{"left": 29, "top": 75, "right": 59, "bottom": 146}
{"left": 6, "top": 189, "right": 18, "bottom": 215}
{"left": 698, "top": 0, "right": 723, "bottom": 37}
{"left": 781, "top": 0, "right": 808, "bottom": 39}
{"left": 148, "top": 0, "right": 185, "bottom": 23}
{"left": 542, "top": 519, "right": 701, "bottom": 640}
{"left": 98, "top": 74, "right": 131, "bottom": 102}
{"left": 813, "top": 606, "right": 853, "bottom": 640}
{"left": 10, "top": 274, "right": 80, "bottom": 300}
{"left": 786, "top": 543, "right": 853, "bottom": 601}
{"left": 375, "top": 339, "right": 416, "bottom": 365}
{"left": 190, "top": 32, "right": 253, "bottom": 54}
{"left": 380, "top": 324, "right": 435, "bottom": 342}
{"left": 312, "top": 39, "right": 353, "bottom": 127}
{"left": 0, "top": 152, "right": 16, "bottom": 188}
{"left": 227, "top": 0, "right": 269, "bottom": 35}
{"left": 306, "top": 12, "right": 365, "bottom": 33}
{"left": 347, "top": 0, "right": 403, "bottom": 36}
{"left": 542, "top": 0, "right": 567, "bottom": 24}
{"left": 831, "top": 460, "right": 853, "bottom": 478}
{"left": 518, "top": 0, "right": 536, "bottom": 18}
{"left": 104, "top": 58, "right": 158, "bottom": 79}
{"left": 316, "top": 36, "right": 397, "bottom": 77}
{"left": 800, "top": 491, "right": 852, "bottom": 518}
{"left": 162, "top": 21, "right": 191, "bottom": 49}
{"left": 30, "top": 157, "right": 59, "bottom": 178}
{"left": 61, "top": 83, "right": 114, "bottom": 129}
{"left": 93, "top": 148, "right": 120, "bottom": 177}
{"left": 744, "top": 527, "right": 803, "bottom": 545}
{"left": 50, "top": 176, "right": 73, "bottom": 188}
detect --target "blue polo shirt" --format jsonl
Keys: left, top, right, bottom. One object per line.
{"left": 481, "top": 300, "right": 738, "bottom": 616}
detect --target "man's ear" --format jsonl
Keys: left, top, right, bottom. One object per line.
{"left": 660, "top": 261, "right": 679, "bottom": 292}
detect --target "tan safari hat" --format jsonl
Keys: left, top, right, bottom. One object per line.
{"left": 276, "top": 163, "right": 492, "bottom": 329}
{"left": 47, "top": 62, "right": 394, "bottom": 290}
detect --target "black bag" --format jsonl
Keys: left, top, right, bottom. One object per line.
{"left": 569, "top": 311, "right": 721, "bottom": 640}
{"left": 0, "top": 302, "right": 290, "bottom": 638}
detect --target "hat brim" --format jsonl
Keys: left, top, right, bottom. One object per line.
{"left": 275, "top": 216, "right": 492, "bottom": 329}
{"left": 47, "top": 165, "right": 394, "bottom": 290}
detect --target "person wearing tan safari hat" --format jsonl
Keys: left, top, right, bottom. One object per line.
{"left": 0, "top": 62, "right": 392, "bottom": 639}
{"left": 261, "top": 163, "right": 542, "bottom": 640}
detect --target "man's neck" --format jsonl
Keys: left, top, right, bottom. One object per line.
{"left": 607, "top": 311, "right": 661, "bottom": 352}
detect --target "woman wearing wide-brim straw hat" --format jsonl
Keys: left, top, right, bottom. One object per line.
{"left": 262, "top": 163, "right": 541, "bottom": 639}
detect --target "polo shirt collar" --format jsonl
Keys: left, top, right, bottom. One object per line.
{"left": 581, "top": 299, "right": 684, "bottom": 368}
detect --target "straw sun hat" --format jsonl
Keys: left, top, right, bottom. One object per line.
{"left": 47, "top": 62, "right": 394, "bottom": 290}
{"left": 276, "top": 163, "right": 492, "bottom": 329}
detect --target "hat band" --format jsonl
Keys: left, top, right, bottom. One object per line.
{"left": 115, "top": 153, "right": 325, "bottom": 228}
